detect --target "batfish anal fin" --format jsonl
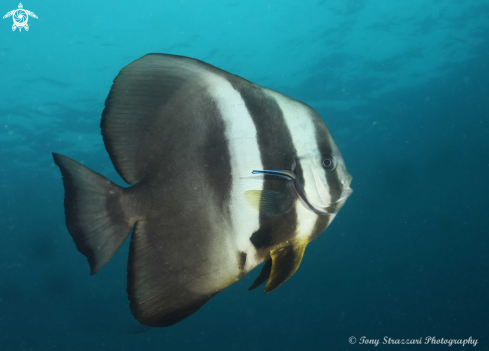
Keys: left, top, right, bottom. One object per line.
{"left": 244, "top": 190, "right": 295, "bottom": 216}
{"left": 127, "top": 220, "right": 237, "bottom": 327}
{"left": 52, "top": 153, "right": 138, "bottom": 275}
{"left": 248, "top": 258, "right": 272, "bottom": 291}
{"left": 263, "top": 240, "right": 308, "bottom": 294}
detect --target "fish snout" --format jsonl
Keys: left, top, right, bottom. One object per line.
{"left": 341, "top": 174, "right": 353, "bottom": 189}
{"left": 335, "top": 174, "right": 353, "bottom": 205}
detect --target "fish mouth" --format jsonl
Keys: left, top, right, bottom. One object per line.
{"left": 252, "top": 169, "right": 349, "bottom": 216}
{"left": 323, "top": 187, "right": 353, "bottom": 213}
{"left": 338, "top": 187, "right": 353, "bottom": 202}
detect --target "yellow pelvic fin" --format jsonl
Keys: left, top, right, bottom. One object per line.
{"left": 263, "top": 240, "right": 308, "bottom": 294}
{"left": 248, "top": 258, "right": 272, "bottom": 291}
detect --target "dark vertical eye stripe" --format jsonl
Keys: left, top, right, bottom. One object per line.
{"left": 230, "top": 81, "right": 299, "bottom": 253}
{"left": 326, "top": 169, "right": 342, "bottom": 208}
{"left": 314, "top": 121, "right": 342, "bottom": 207}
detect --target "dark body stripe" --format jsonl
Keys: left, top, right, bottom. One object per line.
{"left": 229, "top": 80, "right": 300, "bottom": 258}
{"left": 115, "top": 67, "right": 236, "bottom": 326}
{"left": 124, "top": 81, "right": 233, "bottom": 223}
{"left": 310, "top": 215, "right": 331, "bottom": 242}
{"left": 202, "top": 109, "right": 233, "bottom": 216}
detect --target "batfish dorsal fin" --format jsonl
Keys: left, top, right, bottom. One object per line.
{"left": 263, "top": 240, "right": 308, "bottom": 294}
{"left": 101, "top": 54, "right": 228, "bottom": 184}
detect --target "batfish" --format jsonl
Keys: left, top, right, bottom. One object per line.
{"left": 52, "top": 54, "right": 353, "bottom": 327}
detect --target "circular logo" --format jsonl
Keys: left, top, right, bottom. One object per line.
{"left": 13, "top": 9, "right": 28, "bottom": 27}
{"left": 349, "top": 336, "right": 357, "bottom": 344}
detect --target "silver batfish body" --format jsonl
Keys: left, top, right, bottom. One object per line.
{"left": 52, "top": 54, "right": 353, "bottom": 327}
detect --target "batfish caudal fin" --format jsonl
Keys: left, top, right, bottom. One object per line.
{"left": 263, "top": 240, "right": 308, "bottom": 294}
{"left": 52, "top": 153, "right": 137, "bottom": 275}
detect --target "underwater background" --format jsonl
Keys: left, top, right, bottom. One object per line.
{"left": 1, "top": 0, "right": 488, "bottom": 350}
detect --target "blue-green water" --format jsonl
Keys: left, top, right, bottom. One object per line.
{"left": 1, "top": 0, "right": 488, "bottom": 350}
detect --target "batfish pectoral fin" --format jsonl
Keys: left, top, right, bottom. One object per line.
{"left": 248, "top": 258, "right": 272, "bottom": 291}
{"left": 244, "top": 190, "right": 296, "bottom": 216}
{"left": 263, "top": 240, "right": 308, "bottom": 294}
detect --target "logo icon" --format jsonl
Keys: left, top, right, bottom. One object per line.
{"left": 3, "top": 3, "right": 37, "bottom": 32}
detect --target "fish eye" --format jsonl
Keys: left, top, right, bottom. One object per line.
{"left": 321, "top": 156, "right": 336, "bottom": 171}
